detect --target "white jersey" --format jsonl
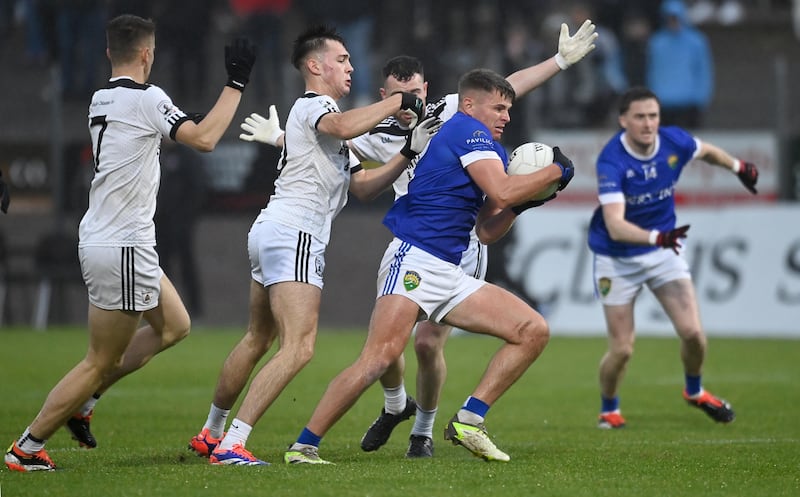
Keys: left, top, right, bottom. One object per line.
{"left": 350, "top": 93, "right": 459, "bottom": 198}
{"left": 257, "top": 92, "right": 351, "bottom": 245}
{"left": 79, "top": 77, "right": 188, "bottom": 247}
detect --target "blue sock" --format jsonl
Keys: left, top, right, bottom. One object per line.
{"left": 296, "top": 427, "right": 321, "bottom": 447}
{"left": 601, "top": 395, "right": 619, "bottom": 413}
{"left": 463, "top": 396, "right": 490, "bottom": 418}
{"left": 685, "top": 375, "right": 702, "bottom": 396}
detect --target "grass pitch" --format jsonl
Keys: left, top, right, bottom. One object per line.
{"left": 1, "top": 327, "right": 798, "bottom": 497}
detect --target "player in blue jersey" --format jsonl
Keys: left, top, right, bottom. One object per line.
{"left": 588, "top": 86, "right": 759, "bottom": 429}
{"left": 284, "top": 68, "right": 575, "bottom": 464}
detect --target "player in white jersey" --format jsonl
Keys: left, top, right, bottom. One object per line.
{"left": 4, "top": 14, "right": 257, "bottom": 473}
{"left": 230, "top": 19, "right": 599, "bottom": 458}
{"left": 588, "top": 87, "right": 758, "bottom": 430}
{"left": 285, "top": 68, "right": 575, "bottom": 464}
{"left": 187, "top": 24, "right": 431, "bottom": 466}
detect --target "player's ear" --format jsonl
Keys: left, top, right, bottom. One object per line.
{"left": 306, "top": 55, "right": 321, "bottom": 76}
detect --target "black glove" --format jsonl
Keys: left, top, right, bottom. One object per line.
{"left": 737, "top": 161, "right": 758, "bottom": 194}
{"left": 655, "top": 224, "right": 690, "bottom": 254}
{"left": 552, "top": 146, "right": 575, "bottom": 191}
{"left": 0, "top": 171, "right": 9, "bottom": 214}
{"left": 225, "top": 37, "right": 257, "bottom": 92}
{"left": 512, "top": 193, "right": 557, "bottom": 215}
{"left": 400, "top": 92, "right": 425, "bottom": 128}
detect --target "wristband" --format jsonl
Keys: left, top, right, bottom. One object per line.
{"left": 554, "top": 53, "right": 569, "bottom": 70}
{"left": 648, "top": 230, "right": 659, "bottom": 246}
{"left": 731, "top": 159, "right": 742, "bottom": 173}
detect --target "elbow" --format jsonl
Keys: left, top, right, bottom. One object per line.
{"left": 607, "top": 228, "right": 625, "bottom": 242}
{"left": 349, "top": 184, "right": 376, "bottom": 203}
{"left": 194, "top": 141, "right": 215, "bottom": 153}
{"left": 491, "top": 192, "right": 516, "bottom": 210}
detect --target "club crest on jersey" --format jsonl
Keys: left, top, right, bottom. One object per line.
{"left": 157, "top": 100, "right": 176, "bottom": 116}
{"left": 598, "top": 277, "right": 611, "bottom": 297}
{"left": 403, "top": 271, "right": 421, "bottom": 291}
{"left": 667, "top": 154, "right": 679, "bottom": 169}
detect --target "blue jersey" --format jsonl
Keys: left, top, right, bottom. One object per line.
{"left": 383, "top": 112, "right": 507, "bottom": 265}
{"left": 588, "top": 126, "right": 699, "bottom": 257}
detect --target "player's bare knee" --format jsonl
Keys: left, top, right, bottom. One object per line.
{"left": 163, "top": 318, "right": 191, "bottom": 347}
{"left": 414, "top": 335, "right": 440, "bottom": 361}
{"left": 679, "top": 327, "right": 706, "bottom": 348}
{"left": 611, "top": 343, "right": 634, "bottom": 362}
{"left": 515, "top": 316, "right": 550, "bottom": 349}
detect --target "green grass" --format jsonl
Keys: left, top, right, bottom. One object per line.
{"left": 1, "top": 328, "right": 798, "bottom": 497}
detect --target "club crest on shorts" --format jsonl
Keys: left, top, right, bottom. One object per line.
{"left": 315, "top": 256, "right": 324, "bottom": 277}
{"left": 598, "top": 277, "right": 611, "bottom": 297}
{"left": 403, "top": 271, "right": 421, "bottom": 291}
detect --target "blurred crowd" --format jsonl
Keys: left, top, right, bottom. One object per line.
{"left": 0, "top": 0, "right": 794, "bottom": 132}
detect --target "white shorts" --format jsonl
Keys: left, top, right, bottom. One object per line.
{"left": 377, "top": 238, "right": 486, "bottom": 324}
{"left": 461, "top": 238, "right": 488, "bottom": 280}
{"left": 593, "top": 249, "right": 691, "bottom": 306}
{"left": 79, "top": 245, "right": 162, "bottom": 311}
{"left": 248, "top": 219, "right": 326, "bottom": 289}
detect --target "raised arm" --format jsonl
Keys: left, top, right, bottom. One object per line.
{"left": 505, "top": 19, "right": 597, "bottom": 98}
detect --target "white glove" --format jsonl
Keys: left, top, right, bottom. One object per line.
{"left": 239, "top": 105, "right": 284, "bottom": 146}
{"left": 555, "top": 19, "right": 598, "bottom": 70}
{"left": 400, "top": 117, "right": 443, "bottom": 159}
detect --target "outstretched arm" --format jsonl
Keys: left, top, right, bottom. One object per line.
{"left": 176, "top": 37, "right": 257, "bottom": 152}
{"left": 697, "top": 141, "right": 759, "bottom": 194}
{"left": 505, "top": 19, "right": 597, "bottom": 98}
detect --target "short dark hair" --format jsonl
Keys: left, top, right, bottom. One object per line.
{"left": 106, "top": 14, "right": 155, "bottom": 65}
{"left": 382, "top": 56, "right": 424, "bottom": 82}
{"left": 619, "top": 86, "right": 660, "bottom": 115}
{"left": 457, "top": 68, "right": 515, "bottom": 102}
{"left": 291, "top": 24, "right": 345, "bottom": 69}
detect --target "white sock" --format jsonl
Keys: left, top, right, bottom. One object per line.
{"left": 203, "top": 404, "right": 230, "bottom": 439}
{"left": 17, "top": 427, "right": 45, "bottom": 454}
{"left": 79, "top": 394, "right": 100, "bottom": 416}
{"left": 410, "top": 407, "right": 437, "bottom": 438}
{"left": 457, "top": 408, "right": 484, "bottom": 426}
{"left": 218, "top": 418, "right": 251, "bottom": 450}
{"left": 383, "top": 384, "right": 407, "bottom": 415}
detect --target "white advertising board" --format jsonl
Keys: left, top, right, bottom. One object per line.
{"left": 505, "top": 205, "right": 800, "bottom": 337}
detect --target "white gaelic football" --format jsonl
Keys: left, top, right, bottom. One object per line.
{"left": 507, "top": 142, "right": 559, "bottom": 200}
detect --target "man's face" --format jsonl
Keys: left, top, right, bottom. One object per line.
{"left": 318, "top": 39, "right": 353, "bottom": 99}
{"left": 462, "top": 90, "right": 512, "bottom": 141}
{"left": 619, "top": 98, "right": 660, "bottom": 152}
{"left": 380, "top": 73, "right": 428, "bottom": 126}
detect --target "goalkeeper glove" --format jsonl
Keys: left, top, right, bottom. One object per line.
{"left": 239, "top": 105, "right": 284, "bottom": 146}
{"left": 552, "top": 146, "right": 575, "bottom": 191}
{"left": 650, "top": 225, "right": 690, "bottom": 254}
{"left": 400, "top": 92, "right": 425, "bottom": 129}
{"left": 0, "top": 170, "right": 8, "bottom": 214}
{"left": 733, "top": 160, "right": 758, "bottom": 194}
{"left": 555, "top": 19, "right": 598, "bottom": 70}
{"left": 512, "top": 193, "right": 557, "bottom": 216}
{"left": 225, "top": 37, "right": 257, "bottom": 92}
{"left": 401, "top": 117, "right": 443, "bottom": 159}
